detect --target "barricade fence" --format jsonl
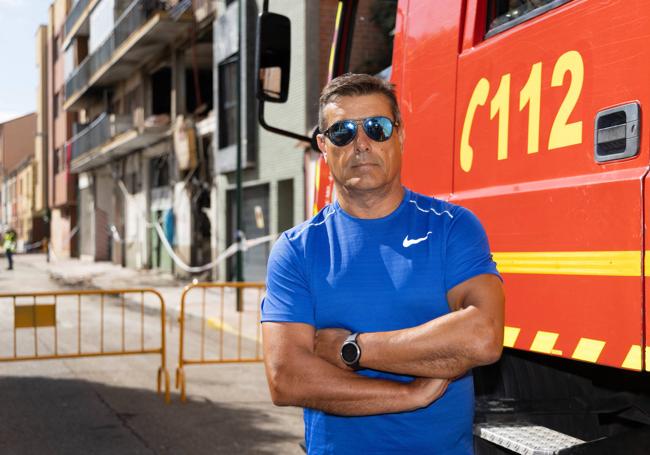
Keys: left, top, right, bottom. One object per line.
{"left": 176, "top": 282, "right": 266, "bottom": 402}
{"left": 0, "top": 288, "right": 170, "bottom": 402}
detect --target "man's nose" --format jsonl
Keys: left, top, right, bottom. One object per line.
{"left": 354, "top": 125, "right": 372, "bottom": 151}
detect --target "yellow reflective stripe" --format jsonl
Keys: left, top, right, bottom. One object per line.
{"left": 328, "top": 3, "right": 344, "bottom": 76}
{"left": 503, "top": 326, "right": 520, "bottom": 348}
{"left": 493, "top": 251, "right": 641, "bottom": 276}
{"left": 622, "top": 345, "right": 643, "bottom": 370}
{"left": 571, "top": 338, "right": 605, "bottom": 363}
{"left": 530, "top": 331, "right": 559, "bottom": 354}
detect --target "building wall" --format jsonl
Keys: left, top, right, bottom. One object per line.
{"left": 122, "top": 152, "right": 149, "bottom": 269}
{"left": 0, "top": 114, "right": 37, "bottom": 175}
{"left": 51, "top": 208, "right": 73, "bottom": 257}
{"left": 15, "top": 161, "right": 35, "bottom": 244}
{"left": 48, "top": 0, "right": 78, "bottom": 259}
{"left": 0, "top": 114, "right": 37, "bottom": 233}
{"left": 210, "top": 0, "right": 318, "bottom": 281}
{"left": 94, "top": 167, "right": 112, "bottom": 260}
{"left": 35, "top": 25, "right": 49, "bottom": 215}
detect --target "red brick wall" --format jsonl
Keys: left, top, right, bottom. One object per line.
{"left": 319, "top": 0, "right": 339, "bottom": 90}
{"left": 0, "top": 114, "right": 36, "bottom": 174}
{"left": 348, "top": 0, "right": 393, "bottom": 75}
{"left": 319, "top": 0, "right": 395, "bottom": 89}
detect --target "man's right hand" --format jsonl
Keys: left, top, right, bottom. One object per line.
{"left": 407, "top": 378, "right": 449, "bottom": 410}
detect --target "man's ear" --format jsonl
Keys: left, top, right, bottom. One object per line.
{"left": 316, "top": 134, "right": 328, "bottom": 161}
{"left": 398, "top": 126, "right": 405, "bottom": 153}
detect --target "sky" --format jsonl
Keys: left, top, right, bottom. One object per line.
{"left": 0, "top": 0, "right": 52, "bottom": 123}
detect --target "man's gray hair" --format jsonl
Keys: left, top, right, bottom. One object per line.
{"left": 318, "top": 73, "right": 401, "bottom": 132}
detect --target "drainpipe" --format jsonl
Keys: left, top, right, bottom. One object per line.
{"left": 235, "top": 0, "right": 245, "bottom": 310}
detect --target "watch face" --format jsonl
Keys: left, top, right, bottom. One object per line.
{"left": 341, "top": 342, "right": 359, "bottom": 363}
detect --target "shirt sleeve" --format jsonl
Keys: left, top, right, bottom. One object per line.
{"left": 261, "top": 232, "right": 315, "bottom": 325}
{"left": 444, "top": 206, "right": 501, "bottom": 292}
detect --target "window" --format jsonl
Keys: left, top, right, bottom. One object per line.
{"left": 150, "top": 156, "right": 169, "bottom": 188}
{"left": 486, "top": 0, "right": 571, "bottom": 37}
{"left": 58, "top": 147, "right": 67, "bottom": 173}
{"left": 346, "top": 0, "right": 398, "bottom": 78}
{"left": 53, "top": 147, "right": 66, "bottom": 174}
{"left": 53, "top": 91, "right": 60, "bottom": 119}
{"left": 53, "top": 147, "right": 59, "bottom": 174}
{"left": 151, "top": 67, "right": 171, "bottom": 115}
{"left": 218, "top": 53, "right": 239, "bottom": 149}
{"left": 52, "top": 34, "right": 59, "bottom": 62}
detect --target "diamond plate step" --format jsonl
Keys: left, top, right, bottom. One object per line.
{"left": 474, "top": 422, "right": 585, "bottom": 455}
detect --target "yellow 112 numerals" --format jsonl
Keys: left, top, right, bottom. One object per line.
{"left": 460, "top": 50, "right": 584, "bottom": 173}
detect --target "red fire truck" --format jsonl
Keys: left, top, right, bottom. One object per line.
{"left": 256, "top": 0, "right": 650, "bottom": 452}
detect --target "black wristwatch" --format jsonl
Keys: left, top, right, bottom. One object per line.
{"left": 340, "top": 332, "right": 362, "bottom": 369}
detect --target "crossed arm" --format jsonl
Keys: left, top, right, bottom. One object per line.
{"left": 262, "top": 273, "right": 504, "bottom": 416}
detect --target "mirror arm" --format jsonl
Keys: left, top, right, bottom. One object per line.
{"left": 258, "top": 98, "right": 314, "bottom": 146}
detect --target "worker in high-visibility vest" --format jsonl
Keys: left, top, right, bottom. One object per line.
{"left": 3, "top": 228, "right": 17, "bottom": 270}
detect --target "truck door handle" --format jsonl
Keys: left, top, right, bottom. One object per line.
{"left": 594, "top": 102, "right": 640, "bottom": 162}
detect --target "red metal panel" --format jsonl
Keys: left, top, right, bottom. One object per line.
{"left": 503, "top": 274, "right": 641, "bottom": 368}
{"left": 396, "top": 0, "right": 463, "bottom": 197}
{"left": 443, "top": 0, "right": 650, "bottom": 368}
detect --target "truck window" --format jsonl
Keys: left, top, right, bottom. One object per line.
{"left": 348, "top": 0, "right": 398, "bottom": 79}
{"left": 486, "top": 0, "right": 571, "bottom": 37}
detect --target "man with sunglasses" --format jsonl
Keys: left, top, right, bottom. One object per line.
{"left": 261, "top": 73, "right": 504, "bottom": 454}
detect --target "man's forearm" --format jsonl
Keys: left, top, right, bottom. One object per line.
{"left": 265, "top": 345, "right": 444, "bottom": 416}
{"left": 359, "top": 305, "right": 502, "bottom": 378}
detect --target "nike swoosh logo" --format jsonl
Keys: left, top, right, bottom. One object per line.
{"left": 403, "top": 232, "right": 433, "bottom": 248}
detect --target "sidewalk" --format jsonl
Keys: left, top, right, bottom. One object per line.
{"left": 25, "top": 253, "right": 193, "bottom": 319}
{"left": 23, "top": 252, "right": 265, "bottom": 358}
{"left": 1, "top": 253, "right": 303, "bottom": 454}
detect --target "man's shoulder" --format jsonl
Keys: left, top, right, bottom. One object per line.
{"left": 281, "top": 204, "right": 337, "bottom": 244}
{"left": 405, "top": 189, "right": 464, "bottom": 221}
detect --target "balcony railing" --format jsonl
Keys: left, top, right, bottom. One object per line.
{"left": 69, "top": 113, "right": 132, "bottom": 161}
{"left": 64, "top": 0, "right": 90, "bottom": 38}
{"left": 64, "top": 0, "right": 161, "bottom": 102}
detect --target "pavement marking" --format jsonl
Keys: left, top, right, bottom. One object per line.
{"left": 206, "top": 318, "right": 261, "bottom": 344}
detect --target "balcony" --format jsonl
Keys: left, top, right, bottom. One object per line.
{"left": 69, "top": 112, "right": 170, "bottom": 172}
{"left": 64, "top": 0, "right": 192, "bottom": 111}
{"left": 63, "top": 0, "right": 93, "bottom": 44}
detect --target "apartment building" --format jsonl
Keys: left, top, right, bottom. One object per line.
{"left": 210, "top": 0, "right": 324, "bottom": 282}
{"left": 61, "top": 0, "right": 210, "bottom": 273}
{"left": 47, "top": 0, "right": 79, "bottom": 259}
{"left": 212, "top": 0, "right": 389, "bottom": 282}
{"left": 0, "top": 114, "right": 37, "bottom": 245}
{"left": 34, "top": 25, "right": 50, "bottom": 245}
{"left": 52, "top": 0, "right": 385, "bottom": 280}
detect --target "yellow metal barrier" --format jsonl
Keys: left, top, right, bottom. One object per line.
{"left": 0, "top": 288, "right": 170, "bottom": 403}
{"left": 176, "top": 282, "right": 265, "bottom": 401}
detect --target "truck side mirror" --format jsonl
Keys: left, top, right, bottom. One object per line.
{"left": 255, "top": 12, "right": 291, "bottom": 103}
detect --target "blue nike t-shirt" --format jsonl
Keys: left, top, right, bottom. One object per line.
{"left": 261, "top": 188, "right": 500, "bottom": 454}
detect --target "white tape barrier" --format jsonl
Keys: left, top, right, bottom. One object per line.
{"left": 22, "top": 240, "right": 43, "bottom": 252}
{"left": 46, "top": 225, "right": 79, "bottom": 261}
{"left": 117, "top": 180, "right": 276, "bottom": 274}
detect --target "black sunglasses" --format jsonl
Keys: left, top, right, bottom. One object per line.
{"left": 322, "top": 116, "right": 398, "bottom": 147}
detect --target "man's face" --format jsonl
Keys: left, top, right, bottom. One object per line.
{"left": 317, "top": 94, "right": 403, "bottom": 193}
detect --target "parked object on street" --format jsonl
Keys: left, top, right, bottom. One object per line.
{"left": 175, "top": 281, "right": 266, "bottom": 402}
{"left": 0, "top": 288, "right": 170, "bottom": 403}
{"left": 256, "top": 0, "right": 650, "bottom": 452}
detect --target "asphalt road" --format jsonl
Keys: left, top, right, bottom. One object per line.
{"left": 0, "top": 255, "right": 304, "bottom": 454}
